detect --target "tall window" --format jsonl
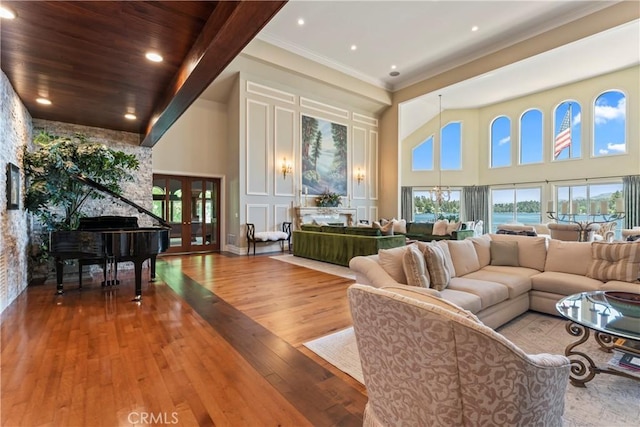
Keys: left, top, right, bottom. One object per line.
{"left": 490, "top": 187, "right": 541, "bottom": 232}
{"left": 555, "top": 182, "right": 623, "bottom": 239}
{"left": 413, "top": 189, "right": 461, "bottom": 222}
{"left": 412, "top": 135, "right": 434, "bottom": 170}
{"left": 520, "top": 109, "right": 543, "bottom": 164}
{"left": 441, "top": 122, "right": 462, "bottom": 170}
{"left": 553, "top": 101, "right": 581, "bottom": 160}
{"left": 490, "top": 116, "right": 511, "bottom": 168}
{"left": 593, "top": 90, "right": 626, "bottom": 157}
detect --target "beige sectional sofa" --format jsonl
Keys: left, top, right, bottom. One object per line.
{"left": 349, "top": 234, "right": 640, "bottom": 329}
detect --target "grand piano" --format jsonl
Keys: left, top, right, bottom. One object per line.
{"left": 50, "top": 174, "right": 170, "bottom": 300}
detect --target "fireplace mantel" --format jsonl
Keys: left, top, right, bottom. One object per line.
{"left": 294, "top": 207, "right": 356, "bottom": 229}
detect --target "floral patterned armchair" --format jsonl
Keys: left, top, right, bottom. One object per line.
{"left": 348, "top": 284, "right": 570, "bottom": 427}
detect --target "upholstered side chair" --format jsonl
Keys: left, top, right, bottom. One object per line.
{"left": 348, "top": 284, "right": 570, "bottom": 427}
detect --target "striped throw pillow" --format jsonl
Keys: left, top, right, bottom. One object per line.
{"left": 423, "top": 244, "right": 451, "bottom": 291}
{"left": 586, "top": 242, "right": 640, "bottom": 282}
{"left": 402, "top": 244, "right": 430, "bottom": 288}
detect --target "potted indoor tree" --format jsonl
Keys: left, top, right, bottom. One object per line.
{"left": 23, "top": 131, "right": 140, "bottom": 282}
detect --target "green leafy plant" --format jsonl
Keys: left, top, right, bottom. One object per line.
{"left": 23, "top": 131, "right": 140, "bottom": 232}
{"left": 315, "top": 189, "right": 342, "bottom": 207}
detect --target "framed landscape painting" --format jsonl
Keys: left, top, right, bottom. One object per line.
{"left": 301, "top": 115, "right": 347, "bottom": 196}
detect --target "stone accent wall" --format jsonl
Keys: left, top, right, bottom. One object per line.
{"left": 32, "top": 119, "right": 153, "bottom": 225}
{"left": 1, "top": 71, "right": 32, "bottom": 313}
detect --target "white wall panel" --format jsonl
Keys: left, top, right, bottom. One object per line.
{"left": 274, "top": 204, "right": 291, "bottom": 230}
{"left": 247, "top": 81, "right": 295, "bottom": 104}
{"left": 274, "top": 107, "right": 296, "bottom": 196}
{"left": 353, "top": 112, "right": 378, "bottom": 127}
{"left": 246, "top": 204, "right": 269, "bottom": 230}
{"left": 352, "top": 126, "right": 367, "bottom": 199}
{"left": 300, "top": 97, "right": 349, "bottom": 119}
{"left": 369, "top": 206, "right": 378, "bottom": 223}
{"left": 368, "top": 130, "right": 379, "bottom": 200}
{"left": 357, "top": 206, "right": 367, "bottom": 223}
{"left": 246, "top": 100, "right": 269, "bottom": 195}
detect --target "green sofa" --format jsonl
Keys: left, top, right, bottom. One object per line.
{"left": 293, "top": 227, "right": 406, "bottom": 266}
{"left": 405, "top": 222, "right": 474, "bottom": 241}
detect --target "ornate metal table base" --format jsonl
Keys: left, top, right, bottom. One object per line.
{"left": 564, "top": 321, "right": 637, "bottom": 387}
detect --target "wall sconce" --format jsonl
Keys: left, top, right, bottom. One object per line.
{"left": 355, "top": 168, "right": 365, "bottom": 185}
{"left": 281, "top": 157, "right": 293, "bottom": 179}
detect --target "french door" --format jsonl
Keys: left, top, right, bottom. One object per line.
{"left": 152, "top": 174, "right": 220, "bottom": 253}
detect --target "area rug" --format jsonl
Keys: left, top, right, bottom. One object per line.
{"left": 270, "top": 254, "right": 356, "bottom": 280}
{"left": 304, "top": 312, "right": 640, "bottom": 427}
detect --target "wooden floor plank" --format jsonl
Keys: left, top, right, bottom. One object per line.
{"left": 1, "top": 253, "right": 366, "bottom": 426}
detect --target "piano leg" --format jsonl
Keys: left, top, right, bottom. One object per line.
{"left": 55, "top": 258, "right": 64, "bottom": 295}
{"left": 150, "top": 255, "right": 157, "bottom": 281}
{"left": 133, "top": 259, "right": 144, "bottom": 301}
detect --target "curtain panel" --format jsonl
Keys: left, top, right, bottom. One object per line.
{"left": 401, "top": 186, "right": 413, "bottom": 221}
{"left": 623, "top": 175, "right": 640, "bottom": 229}
{"left": 462, "top": 186, "right": 489, "bottom": 224}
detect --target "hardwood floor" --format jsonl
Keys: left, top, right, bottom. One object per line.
{"left": 1, "top": 253, "right": 367, "bottom": 426}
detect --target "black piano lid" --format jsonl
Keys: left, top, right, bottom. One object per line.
{"left": 72, "top": 173, "right": 171, "bottom": 229}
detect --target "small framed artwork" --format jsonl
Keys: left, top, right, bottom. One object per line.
{"left": 6, "top": 162, "right": 20, "bottom": 210}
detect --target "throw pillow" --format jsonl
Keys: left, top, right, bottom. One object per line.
{"left": 392, "top": 218, "right": 407, "bottom": 234}
{"left": 470, "top": 234, "right": 492, "bottom": 268}
{"left": 402, "top": 244, "right": 430, "bottom": 288}
{"left": 378, "top": 246, "right": 409, "bottom": 284}
{"left": 446, "top": 221, "right": 461, "bottom": 235}
{"left": 586, "top": 242, "right": 640, "bottom": 282}
{"left": 544, "top": 240, "right": 592, "bottom": 276}
{"left": 432, "top": 219, "right": 449, "bottom": 236}
{"left": 373, "top": 221, "right": 394, "bottom": 236}
{"left": 423, "top": 244, "right": 451, "bottom": 291}
{"left": 418, "top": 240, "right": 456, "bottom": 278}
{"left": 490, "top": 241, "right": 520, "bottom": 266}
{"left": 447, "top": 239, "right": 481, "bottom": 276}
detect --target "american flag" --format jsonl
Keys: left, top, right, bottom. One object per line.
{"left": 554, "top": 108, "right": 572, "bottom": 158}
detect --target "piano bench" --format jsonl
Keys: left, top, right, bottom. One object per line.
{"left": 246, "top": 222, "right": 292, "bottom": 255}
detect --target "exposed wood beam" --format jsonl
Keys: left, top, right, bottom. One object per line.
{"left": 142, "top": 1, "right": 287, "bottom": 147}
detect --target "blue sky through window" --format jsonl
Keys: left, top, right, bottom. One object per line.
{"left": 594, "top": 91, "right": 626, "bottom": 156}
{"left": 412, "top": 135, "right": 433, "bottom": 170}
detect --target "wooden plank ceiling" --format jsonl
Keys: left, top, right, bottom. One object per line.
{"left": 0, "top": 1, "right": 286, "bottom": 146}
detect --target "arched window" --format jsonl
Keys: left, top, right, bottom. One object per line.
{"left": 553, "top": 101, "right": 581, "bottom": 160}
{"left": 441, "top": 122, "right": 462, "bottom": 170}
{"left": 593, "top": 90, "right": 626, "bottom": 157}
{"left": 490, "top": 116, "right": 511, "bottom": 168}
{"left": 412, "top": 135, "right": 434, "bottom": 170}
{"left": 519, "top": 109, "right": 543, "bottom": 164}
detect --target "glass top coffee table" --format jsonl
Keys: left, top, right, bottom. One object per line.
{"left": 556, "top": 291, "right": 640, "bottom": 387}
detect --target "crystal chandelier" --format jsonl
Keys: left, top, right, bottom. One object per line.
{"left": 429, "top": 94, "right": 450, "bottom": 206}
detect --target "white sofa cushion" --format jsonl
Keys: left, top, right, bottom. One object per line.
{"left": 531, "top": 271, "right": 603, "bottom": 295}
{"left": 587, "top": 241, "right": 640, "bottom": 282}
{"left": 544, "top": 240, "right": 592, "bottom": 276}
{"left": 378, "top": 246, "right": 409, "bottom": 284}
{"left": 381, "top": 284, "right": 480, "bottom": 322}
{"left": 447, "top": 240, "right": 481, "bottom": 276}
{"left": 402, "top": 244, "right": 430, "bottom": 288}
{"left": 439, "top": 289, "right": 483, "bottom": 314}
{"left": 447, "top": 277, "right": 509, "bottom": 310}
{"left": 463, "top": 270, "right": 531, "bottom": 299}
{"left": 469, "top": 234, "right": 492, "bottom": 267}
{"left": 489, "top": 234, "right": 546, "bottom": 271}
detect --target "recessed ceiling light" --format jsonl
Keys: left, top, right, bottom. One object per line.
{"left": 36, "top": 98, "right": 52, "bottom": 105}
{"left": 297, "top": 18, "right": 305, "bottom": 26}
{"left": 391, "top": 65, "right": 397, "bottom": 70}
{"left": 471, "top": 25, "right": 479, "bottom": 32}
{"left": 124, "top": 113, "right": 137, "bottom": 120}
{"left": 0, "top": 6, "right": 16, "bottom": 19}
{"left": 350, "top": 44, "right": 357, "bottom": 51}
{"left": 145, "top": 52, "right": 163, "bottom": 62}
